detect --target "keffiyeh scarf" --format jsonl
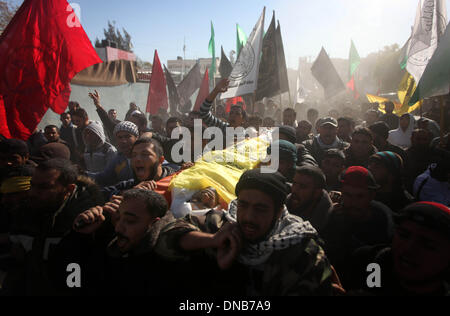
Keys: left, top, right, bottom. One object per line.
{"left": 224, "top": 200, "right": 318, "bottom": 266}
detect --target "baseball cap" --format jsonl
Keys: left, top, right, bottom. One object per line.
{"left": 320, "top": 117, "right": 338, "bottom": 127}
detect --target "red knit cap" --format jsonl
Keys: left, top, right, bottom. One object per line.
{"left": 396, "top": 202, "right": 450, "bottom": 237}
{"left": 339, "top": 166, "right": 380, "bottom": 190}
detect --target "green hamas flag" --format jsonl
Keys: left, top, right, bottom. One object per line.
{"left": 236, "top": 23, "right": 247, "bottom": 57}
{"left": 208, "top": 21, "right": 216, "bottom": 77}
{"left": 348, "top": 40, "right": 360, "bottom": 78}
{"left": 409, "top": 22, "right": 450, "bottom": 105}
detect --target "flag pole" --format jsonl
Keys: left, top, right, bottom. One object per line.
{"left": 213, "top": 74, "right": 216, "bottom": 113}
{"left": 440, "top": 96, "right": 445, "bottom": 147}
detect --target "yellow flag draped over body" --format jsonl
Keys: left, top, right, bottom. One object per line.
{"left": 169, "top": 136, "right": 270, "bottom": 204}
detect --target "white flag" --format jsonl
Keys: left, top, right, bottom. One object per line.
{"left": 295, "top": 63, "right": 306, "bottom": 104}
{"left": 221, "top": 7, "right": 265, "bottom": 99}
{"left": 406, "top": 0, "right": 447, "bottom": 83}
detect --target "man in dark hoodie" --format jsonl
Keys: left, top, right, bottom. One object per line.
{"left": 368, "top": 151, "right": 414, "bottom": 213}
{"left": 82, "top": 121, "right": 117, "bottom": 173}
{"left": 1, "top": 159, "right": 104, "bottom": 295}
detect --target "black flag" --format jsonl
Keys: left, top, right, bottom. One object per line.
{"left": 276, "top": 21, "right": 289, "bottom": 95}
{"left": 164, "top": 65, "right": 180, "bottom": 114}
{"left": 255, "top": 11, "right": 279, "bottom": 100}
{"left": 219, "top": 46, "right": 233, "bottom": 79}
{"left": 177, "top": 63, "right": 202, "bottom": 112}
{"left": 311, "top": 47, "right": 345, "bottom": 99}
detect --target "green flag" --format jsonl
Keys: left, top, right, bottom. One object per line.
{"left": 236, "top": 23, "right": 247, "bottom": 57}
{"left": 409, "top": 22, "right": 450, "bottom": 105}
{"left": 208, "top": 21, "right": 215, "bottom": 77}
{"left": 348, "top": 40, "right": 360, "bottom": 79}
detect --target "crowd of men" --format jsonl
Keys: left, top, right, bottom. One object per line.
{"left": 0, "top": 79, "right": 449, "bottom": 296}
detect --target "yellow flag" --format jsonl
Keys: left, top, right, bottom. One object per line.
{"left": 397, "top": 72, "right": 422, "bottom": 115}
{"left": 169, "top": 136, "right": 270, "bottom": 204}
{"left": 366, "top": 94, "right": 401, "bottom": 114}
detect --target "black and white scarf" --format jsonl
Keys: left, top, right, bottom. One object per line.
{"left": 224, "top": 200, "right": 318, "bottom": 266}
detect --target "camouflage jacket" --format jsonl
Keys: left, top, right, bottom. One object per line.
{"left": 156, "top": 208, "right": 335, "bottom": 296}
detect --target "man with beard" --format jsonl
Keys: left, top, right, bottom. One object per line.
{"left": 368, "top": 151, "right": 414, "bottom": 213}
{"left": 404, "top": 129, "right": 434, "bottom": 193}
{"left": 1, "top": 159, "right": 103, "bottom": 295}
{"left": 348, "top": 202, "right": 450, "bottom": 295}
{"left": 287, "top": 166, "right": 333, "bottom": 235}
{"left": 343, "top": 127, "right": 378, "bottom": 168}
{"left": 265, "top": 140, "right": 297, "bottom": 182}
{"left": 320, "top": 149, "right": 346, "bottom": 192}
{"left": 282, "top": 108, "right": 298, "bottom": 128}
{"left": 368, "top": 122, "right": 407, "bottom": 163}
{"left": 102, "top": 137, "right": 176, "bottom": 200}
{"left": 158, "top": 169, "right": 337, "bottom": 296}
{"left": 296, "top": 120, "right": 313, "bottom": 143}
{"left": 302, "top": 117, "right": 349, "bottom": 165}
{"left": 199, "top": 79, "right": 248, "bottom": 132}
{"left": 380, "top": 101, "right": 399, "bottom": 131}
{"left": 82, "top": 121, "right": 117, "bottom": 173}
{"left": 88, "top": 121, "right": 139, "bottom": 187}
{"left": 48, "top": 189, "right": 189, "bottom": 295}
{"left": 322, "top": 166, "right": 394, "bottom": 288}
{"left": 0, "top": 139, "right": 36, "bottom": 182}
{"left": 337, "top": 117, "right": 354, "bottom": 143}
{"left": 59, "top": 112, "right": 78, "bottom": 153}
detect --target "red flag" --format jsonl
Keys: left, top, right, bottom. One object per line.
{"left": 346, "top": 76, "right": 359, "bottom": 100}
{"left": 146, "top": 50, "right": 168, "bottom": 115}
{"left": 0, "top": 0, "right": 102, "bottom": 140}
{"left": 0, "top": 96, "right": 11, "bottom": 138}
{"left": 193, "top": 69, "right": 210, "bottom": 111}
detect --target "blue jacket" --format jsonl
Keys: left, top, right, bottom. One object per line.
{"left": 88, "top": 152, "right": 133, "bottom": 187}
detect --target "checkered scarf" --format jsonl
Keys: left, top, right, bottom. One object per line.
{"left": 224, "top": 200, "right": 318, "bottom": 266}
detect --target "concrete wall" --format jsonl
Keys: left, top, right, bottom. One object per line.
{"left": 38, "top": 82, "right": 150, "bottom": 129}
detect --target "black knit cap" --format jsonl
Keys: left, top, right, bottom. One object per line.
{"left": 278, "top": 126, "right": 297, "bottom": 144}
{"left": 0, "top": 139, "right": 29, "bottom": 156}
{"left": 235, "top": 168, "right": 290, "bottom": 207}
{"left": 395, "top": 202, "right": 450, "bottom": 238}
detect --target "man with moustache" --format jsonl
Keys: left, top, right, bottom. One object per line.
{"left": 48, "top": 189, "right": 185, "bottom": 295}
{"left": 348, "top": 202, "right": 450, "bottom": 295}
{"left": 88, "top": 121, "right": 139, "bottom": 187}
{"left": 101, "top": 137, "right": 176, "bottom": 200}
{"left": 322, "top": 166, "right": 394, "bottom": 288}
{"left": 302, "top": 117, "right": 349, "bottom": 165}
{"left": 287, "top": 166, "right": 333, "bottom": 234}
{"left": 158, "top": 169, "right": 337, "bottom": 296}
{"left": 1, "top": 159, "right": 103, "bottom": 295}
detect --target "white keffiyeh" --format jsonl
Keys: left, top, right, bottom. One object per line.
{"left": 224, "top": 200, "right": 318, "bottom": 266}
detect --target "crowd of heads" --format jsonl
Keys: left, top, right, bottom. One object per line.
{"left": 0, "top": 90, "right": 449, "bottom": 296}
